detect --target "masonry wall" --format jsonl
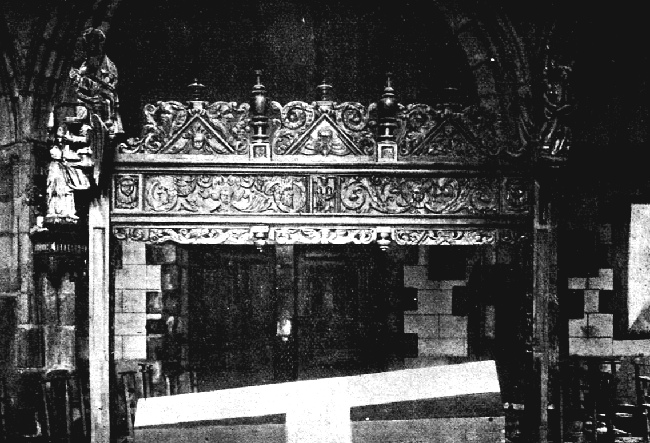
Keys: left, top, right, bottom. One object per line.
{"left": 402, "top": 246, "right": 482, "bottom": 366}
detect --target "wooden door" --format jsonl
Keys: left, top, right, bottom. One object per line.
{"left": 295, "top": 245, "right": 388, "bottom": 379}
{"left": 188, "top": 246, "right": 277, "bottom": 390}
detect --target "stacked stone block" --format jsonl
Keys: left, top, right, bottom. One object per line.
{"left": 114, "top": 241, "right": 158, "bottom": 360}
{"left": 568, "top": 268, "right": 614, "bottom": 356}
{"left": 403, "top": 247, "right": 468, "bottom": 360}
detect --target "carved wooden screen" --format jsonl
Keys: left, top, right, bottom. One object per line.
{"left": 111, "top": 82, "right": 533, "bottom": 248}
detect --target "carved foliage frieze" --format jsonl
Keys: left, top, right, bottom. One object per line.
{"left": 113, "top": 226, "right": 526, "bottom": 246}
{"left": 114, "top": 174, "right": 531, "bottom": 216}
{"left": 143, "top": 175, "right": 307, "bottom": 214}
{"left": 340, "top": 176, "right": 500, "bottom": 215}
{"left": 393, "top": 229, "right": 497, "bottom": 245}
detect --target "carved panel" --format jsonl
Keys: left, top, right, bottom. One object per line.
{"left": 114, "top": 175, "right": 139, "bottom": 210}
{"left": 272, "top": 228, "right": 375, "bottom": 244}
{"left": 340, "top": 177, "right": 499, "bottom": 215}
{"left": 502, "top": 178, "right": 531, "bottom": 214}
{"left": 142, "top": 175, "right": 307, "bottom": 214}
{"left": 393, "top": 229, "right": 497, "bottom": 245}
{"left": 271, "top": 102, "right": 375, "bottom": 157}
{"left": 113, "top": 227, "right": 254, "bottom": 244}
{"left": 312, "top": 176, "right": 338, "bottom": 213}
{"left": 119, "top": 101, "right": 250, "bottom": 155}
{"left": 112, "top": 227, "right": 518, "bottom": 247}
{"left": 396, "top": 104, "right": 500, "bottom": 162}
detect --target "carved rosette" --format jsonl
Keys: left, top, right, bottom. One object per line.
{"left": 340, "top": 176, "right": 499, "bottom": 215}
{"left": 114, "top": 175, "right": 139, "bottom": 209}
{"left": 393, "top": 229, "right": 497, "bottom": 245}
{"left": 143, "top": 175, "right": 307, "bottom": 214}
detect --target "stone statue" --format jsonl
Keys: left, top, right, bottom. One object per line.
{"left": 540, "top": 59, "right": 574, "bottom": 156}
{"left": 45, "top": 106, "right": 93, "bottom": 220}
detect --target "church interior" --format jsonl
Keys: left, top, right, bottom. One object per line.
{"left": 1, "top": 1, "right": 649, "bottom": 442}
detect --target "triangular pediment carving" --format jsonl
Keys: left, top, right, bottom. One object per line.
{"left": 119, "top": 101, "right": 250, "bottom": 155}
{"left": 165, "top": 114, "right": 236, "bottom": 155}
{"left": 396, "top": 104, "right": 500, "bottom": 163}
{"left": 275, "top": 113, "right": 367, "bottom": 157}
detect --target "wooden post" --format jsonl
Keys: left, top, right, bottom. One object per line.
{"left": 532, "top": 175, "right": 560, "bottom": 443}
{"left": 88, "top": 197, "right": 110, "bottom": 443}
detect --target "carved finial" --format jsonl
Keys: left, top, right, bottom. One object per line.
{"left": 377, "top": 72, "right": 399, "bottom": 144}
{"left": 250, "top": 70, "right": 269, "bottom": 143}
{"left": 317, "top": 81, "right": 333, "bottom": 102}
{"left": 187, "top": 78, "right": 205, "bottom": 101}
{"left": 385, "top": 72, "right": 393, "bottom": 92}
{"left": 254, "top": 70, "right": 263, "bottom": 87}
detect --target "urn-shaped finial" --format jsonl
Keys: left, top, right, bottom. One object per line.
{"left": 250, "top": 70, "right": 268, "bottom": 117}
{"left": 378, "top": 72, "right": 398, "bottom": 119}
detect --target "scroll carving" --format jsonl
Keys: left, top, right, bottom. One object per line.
{"left": 272, "top": 228, "right": 375, "bottom": 244}
{"left": 396, "top": 103, "right": 500, "bottom": 162}
{"left": 113, "top": 227, "right": 254, "bottom": 244}
{"left": 393, "top": 229, "right": 497, "bottom": 245}
{"left": 120, "top": 101, "right": 250, "bottom": 155}
{"left": 143, "top": 175, "right": 307, "bottom": 214}
{"left": 340, "top": 177, "right": 499, "bottom": 215}
{"left": 271, "top": 101, "right": 375, "bottom": 157}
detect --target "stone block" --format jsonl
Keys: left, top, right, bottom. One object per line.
{"left": 146, "top": 265, "right": 162, "bottom": 291}
{"left": 569, "top": 318, "right": 589, "bottom": 338}
{"left": 568, "top": 278, "right": 587, "bottom": 290}
{"left": 584, "top": 290, "right": 600, "bottom": 313}
{"left": 121, "top": 290, "right": 146, "bottom": 313}
{"left": 588, "top": 269, "right": 614, "bottom": 290}
{"left": 122, "top": 241, "right": 146, "bottom": 265}
{"left": 588, "top": 313, "right": 613, "bottom": 337}
{"left": 114, "top": 313, "right": 146, "bottom": 335}
{"left": 419, "top": 338, "right": 467, "bottom": 357}
{"left": 569, "top": 337, "right": 613, "bottom": 357}
{"left": 114, "top": 335, "right": 123, "bottom": 360}
{"left": 121, "top": 335, "right": 147, "bottom": 360}
{"left": 417, "top": 289, "right": 453, "bottom": 314}
{"left": 114, "top": 265, "right": 148, "bottom": 290}
{"left": 403, "top": 265, "right": 435, "bottom": 290}
{"left": 146, "top": 243, "right": 177, "bottom": 265}
{"left": 404, "top": 314, "right": 437, "bottom": 338}
{"left": 613, "top": 339, "right": 650, "bottom": 356}
{"left": 438, "top": 280, "right": 467, "bottom": 289}
{"left": 439, "top": 315, "right": 468, "bottom": 338}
